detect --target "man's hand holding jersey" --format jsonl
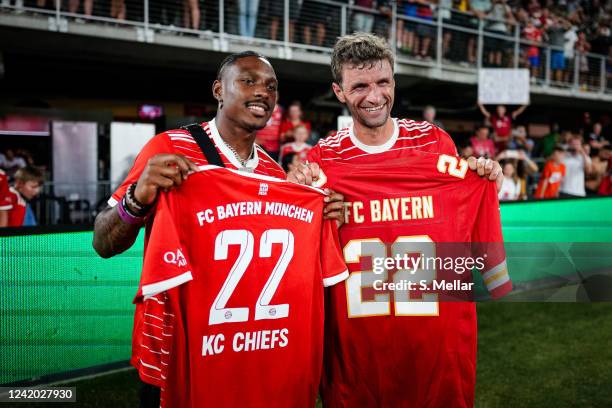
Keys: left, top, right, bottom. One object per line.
{"left": 288, "top": 157, "right": 504, "bottom": 193}
{"left": 131, "top": 154, "right": 200, "bottom": 209}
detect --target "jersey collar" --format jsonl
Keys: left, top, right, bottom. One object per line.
{"left": 349, "top": 118, "right": 399, "bottom": 154}
{"left": 208, "top": 118, "right": 259, "bottom": 170}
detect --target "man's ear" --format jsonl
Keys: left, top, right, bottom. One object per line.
{"left": 332, "top": 82, "right": 346, "bottom": 104}
{"left": 212, "top": 79, "right": 222, "bottom": 103}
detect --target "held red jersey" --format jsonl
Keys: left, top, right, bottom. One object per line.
{"left": 106, "top": 119, "right": 286, "bottom": 386}
{"left": 0, "top": 170, "right": 12, "bottom": 211}
{"left": 317, "top": 152, "right": 512, "bottom": 408}
{"left": 307, "top": 118, "right": 457, "bottom": 164}
{"left": 137, "top": 167, "right": 348, "bottom": 407}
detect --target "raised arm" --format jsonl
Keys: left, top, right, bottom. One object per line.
{"left": 478, "top": 102, "right": 491, "bottom": 119}
{"left": 511, "top": 104, "right": 528, "bottom": 119}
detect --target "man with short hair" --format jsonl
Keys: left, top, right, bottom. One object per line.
{"left": 289, "top": 33, "right": 510, "bottom": 407}
{"left": 93, "top": 51, "right": 345, "bottom": 408}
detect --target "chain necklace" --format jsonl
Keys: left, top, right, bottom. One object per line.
{"left": 224, "top": 139, "right": 254, "bottom": 171}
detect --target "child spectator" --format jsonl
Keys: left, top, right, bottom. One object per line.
{"left": 535, "top": 145, "right": 566, "bottom": 198}
{"left": 478, "top": 103, "right": 527, "bottom": 151}
{"left": 498, "top": 160, "right": 521, "bottom": 201}
{"left": 560, "top": 134, "right": 592, "bottom": 197}
{"left": 470, "top": 125, "right": 496, "bottom": 158}
{"left": 278, "top": 125, "right": 312, "bottom": 164}
{"left": 523, "top": 19, "right": 543, "bottom": 79}
{"left": 5, "top": 166, "right": 44, "bottom": 227}
{"left": 280, "top": 101, "right": 311, "bottom": 143}
{"left": 280, "top": 152, "right": 300, "bottom": 173}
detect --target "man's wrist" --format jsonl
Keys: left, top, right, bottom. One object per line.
{"left": 125, "top": 183, "right": 153, "bottom": 217}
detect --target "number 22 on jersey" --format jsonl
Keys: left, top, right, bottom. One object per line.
{"left": 210, "top": 229, "right": 293, "bottom": 325}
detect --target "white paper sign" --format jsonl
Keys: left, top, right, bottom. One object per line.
{"left": 478, "top": 69, "right": 530, "bottom": 105}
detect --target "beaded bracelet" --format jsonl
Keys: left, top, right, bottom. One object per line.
{"left": 117, "top": 195, "right": 145, "bottom": 224}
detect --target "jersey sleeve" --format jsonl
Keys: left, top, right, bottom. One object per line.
{"left": 108, "top": 133, "right": 174, "bottom": 207}
{"left": 471, "top": 181, "right": 512, "bottom": 299}
{"left": 320, "top": 219, "right": 349, "bottom": 287}
{"left": 139, "top": 192, "right": 193, "bottom": 298}
{"left": 434, "top": 126, "right": 458, "bottom": 156}
{"left": 0, "top": 171, "right": 12, "bottom": 210}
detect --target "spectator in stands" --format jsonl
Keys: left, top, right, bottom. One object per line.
{"left": 496, "top": 148, "right": 538, "bottom": 176}
{"left": 539, "top": 122, "right": 560, "bottom": 158}
{"left": 588, "top": 122, "right": 610, "bottom": 150}
{"left": 110, "top": 0, "right": 125, "bottom": 20}
{"left": 183, "top": 0, "right": 201, "bottom": 30}
{"left": 279, "top": 124, "right": 312, "bottom": 164}
{"left": 268, "top": 0, "right": 300, "bottom": 42}
{"left": 280, "top": 101, "right": 311, "bottom": 143}
{"left": 414, "top": 0, "right": 435, "bottom": 60}
{"left": 373, "top": 0, "right": 393, "bottom": 39}
{"left": 422, "top": 105, "right": 445, "bottom": 129}
{"left": 477, "top": 102, "right": 527, "bottom": 151}
{"left": 397, "top": 0, "right": 416, "bottom": 55}
{"left": 498, "top": 159, "right": 521, "bottom": 200}
{"left": 239, "top": 0, "right": 259, "bottom": 37}
{"left": 575, "top": 30, "right": 591, "bottom": 88}
{"left": 438, "top": 0, "right": 454, "bottom": 60}
{"left": 469, "top": 0, "right": 492, "bottom": 64}
{"left": 548, "top": 14, "right": 567, "bottom": 83}
{"left": 302, "top": 0, "right": 329, "bottom": 47}
{"left": 586, "top": 145, "right": 611, "bottom": 195}
{"left": 534, "top": 145, "right": 566, "bottom": 199}
{"left": 470, "top": 125, "right": 496, "bottom": 158}
{"left": 486, "top": 0, "right": 515, "bottom": 67}
{"left": 598, "top": 153, "right": 612, "bottom": 195}
{"left": 2, "top": 149, "right": 26, "bottom": 178}
{"left": 68, "top": 0, "right": 93, "bottom": 17}
{"left": 560, "top": 134, "right": 592, "bottom": 197}
{"left": 523, "top": 19, "right": 543, "bottom": 79}
{"left": 352, "top": 0, "right": 376, "bottom": 33}
{"left": 509, "top": 125, "right": 534, "bottom": 156}
{"left": 4, "top": 166, "right": 44, "bottom": 227}
{"left": 256, "top": 103, "right": 284, "bottom": 161}
{"left": 563, "top": 19, "right": 578, "bottom": 83}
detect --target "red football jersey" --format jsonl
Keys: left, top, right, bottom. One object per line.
{"left": 137, "top": 166, "right": 348, "bottom": 407}
{"left": 490, "top": 114, "right": 512, "bottom": 138}
{"left": 107, "top": 119, "right": 286, "bottom": 385}
{"left": 307, "top": 118, "right": 457, "bottom": 164}
{"left": 6, "top": 186, "right": 26, "bottom": 227}
{"left": 317, "top": 152, "right": 511, "bottom": 407}
{"left": 0, "top": 170, "right": 12, "bottom": 212}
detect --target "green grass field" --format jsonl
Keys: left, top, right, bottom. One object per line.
{"left": 7, "top": 302, "right": 612, "bottom": 408}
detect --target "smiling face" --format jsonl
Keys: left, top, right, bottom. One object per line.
{"left": 213, "top": 56, "right": 278, "bottom": 132}
{"left": 332, "top": 59, "right": 394, "bottom": 130}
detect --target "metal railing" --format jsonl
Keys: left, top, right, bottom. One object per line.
{"left": 1, "top": 0, "right": 610, "bottom": 94}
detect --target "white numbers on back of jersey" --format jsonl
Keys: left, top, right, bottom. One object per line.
{"left": 344, "top": 236, "right": 438, "bottom": 318}
{"left": 210, "top": 229, "right": 294, "bottom": 325}
{"left": 437, "top": 154, "right": 468, "bottom": 179}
